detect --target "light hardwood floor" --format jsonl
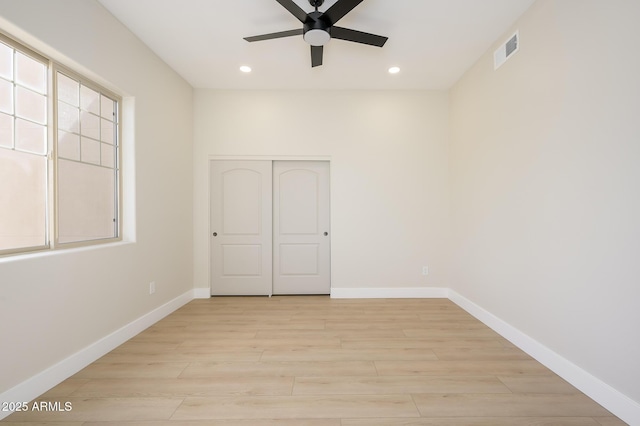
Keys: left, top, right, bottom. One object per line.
{"left": 2, "top": 296, "right": 627, "bottom": 425}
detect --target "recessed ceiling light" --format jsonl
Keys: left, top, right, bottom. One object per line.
{"left": 239, "top": 65, "right": 252, "bottom": 73}
{"left": 388, "top": 66, "right": 400, "bottom": 74}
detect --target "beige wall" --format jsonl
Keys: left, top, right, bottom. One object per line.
{"left": 193, "top": 90, "right": 450, "bottom": 292}
{"left": 0, "top": 0, "right": 193, "bottom": 393}
{"left": 450, "top": 0, "right": 640, "bottom": 402}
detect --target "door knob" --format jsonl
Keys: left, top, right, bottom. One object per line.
{"left": 324, "top": 232, "right": 328, "bottom": 236}
{"left": 213, "top": 232, "right": 218, "bottom": 237}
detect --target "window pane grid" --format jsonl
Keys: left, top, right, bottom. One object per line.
{"left": 55, "top": 70, "right": 120, "bottom": 245}
{"left": 55, "top": 72, "right": 119, "bottom": 169}
{"left": 0, "top": 43, "right": 47, "bottom": 155}
{"left": 0, "top": 39, "right": 49, "bottom": 254}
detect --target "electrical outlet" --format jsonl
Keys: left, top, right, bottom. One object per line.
{"left": 149, "top": 281, "right": 156, "bottom": 294}
{"left": 422, "top": 266, "right": 429, "bottom": 276}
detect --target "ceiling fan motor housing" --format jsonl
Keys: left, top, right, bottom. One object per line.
{"left": 303, "top": 11, "right": 331, "bottom": 46}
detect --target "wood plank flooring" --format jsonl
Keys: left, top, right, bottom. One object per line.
{"left": 1, "top": 296, "right": 627, "bottom": 425}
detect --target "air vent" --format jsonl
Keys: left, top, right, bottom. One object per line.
{"left": 494, "top": 31, "right": 519, "bottom": 70}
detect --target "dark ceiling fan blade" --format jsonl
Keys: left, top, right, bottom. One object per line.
{"left": 322, "top": 0, "right": 364, "bottom": 25}
{"left": 331, "top": 26, "right": 388, "bottom": 47}
{"left": 275, "top": 0, "right": 309, "bottom": 23}
{"left": 311, "top": 45, "right": 323, "bottom": 67}
{"left": 244, "top": 29, "right": 303, "bottom": 42}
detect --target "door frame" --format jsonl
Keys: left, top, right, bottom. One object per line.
{"left": 208, "top": 155, "right": 332, "bottom": 296}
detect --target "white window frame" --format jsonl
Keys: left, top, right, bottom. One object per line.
{"left": 53, "top": 64, "right": 122, "bottom": 249}
{"left": 0, "top": 31, "right": 122, "bottom": 257}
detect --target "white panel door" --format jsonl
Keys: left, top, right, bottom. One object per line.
{"left": 273, "top": 161, "right": 330, "bottom": 295}
{"left": 210, "top": 160, "right": 272, "bottom": 295}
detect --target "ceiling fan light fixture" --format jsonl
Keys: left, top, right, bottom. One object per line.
{"left": 303, "top": 29, "right": 331, "bottom": 46}
{"left": 243, "top": 0, "right": 388, "bottom": 67}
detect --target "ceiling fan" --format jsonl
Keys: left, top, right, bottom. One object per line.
{"left": 243, "top": 0, "right": 388, "bottom": 67}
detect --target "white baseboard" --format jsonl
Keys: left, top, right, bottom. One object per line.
{"left": 2, "top": 286, "right": 637, "bottom": 424}
{"left": 0, "top": 289, "right": 194, "bottom": 421}
{"left": 448, "top": 290, "right": 640, "bottom": 426}
{"left": 331, "top": 287, "right": 449, "bottom": 299}
{"left": 193, "top": 287, "right": 211, "bottom": 299}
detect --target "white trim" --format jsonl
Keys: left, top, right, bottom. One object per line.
{"left": 193, "top": 287, "right": 211, "bottom": 299}
{"left": 0, "top": 289, "right": 193, "bottom": 421}
{"left": 1, "top": 286, "right": 638, "bottom": 424}
{"left": 330, "top": 287, "right": 449, "bottom": 299}
{"left": 0, "top": 240, "right": 135, "bottom": 264}
{"left": 448, "top": 290, "right": 640, "bottom": 426}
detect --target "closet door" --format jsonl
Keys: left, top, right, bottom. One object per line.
{"left": 210, "top": 160, "right": 272, "bottom": 295}
{"left": 273, "top": 161, "right": 330, "bottom": 295}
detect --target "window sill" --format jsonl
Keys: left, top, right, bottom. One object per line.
{"left": 0, "top": 240, "right": 135, "bottom": 264}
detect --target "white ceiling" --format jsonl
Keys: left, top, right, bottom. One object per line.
{"left": 97, "top": 0, "right": 534, "bottom": 90}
